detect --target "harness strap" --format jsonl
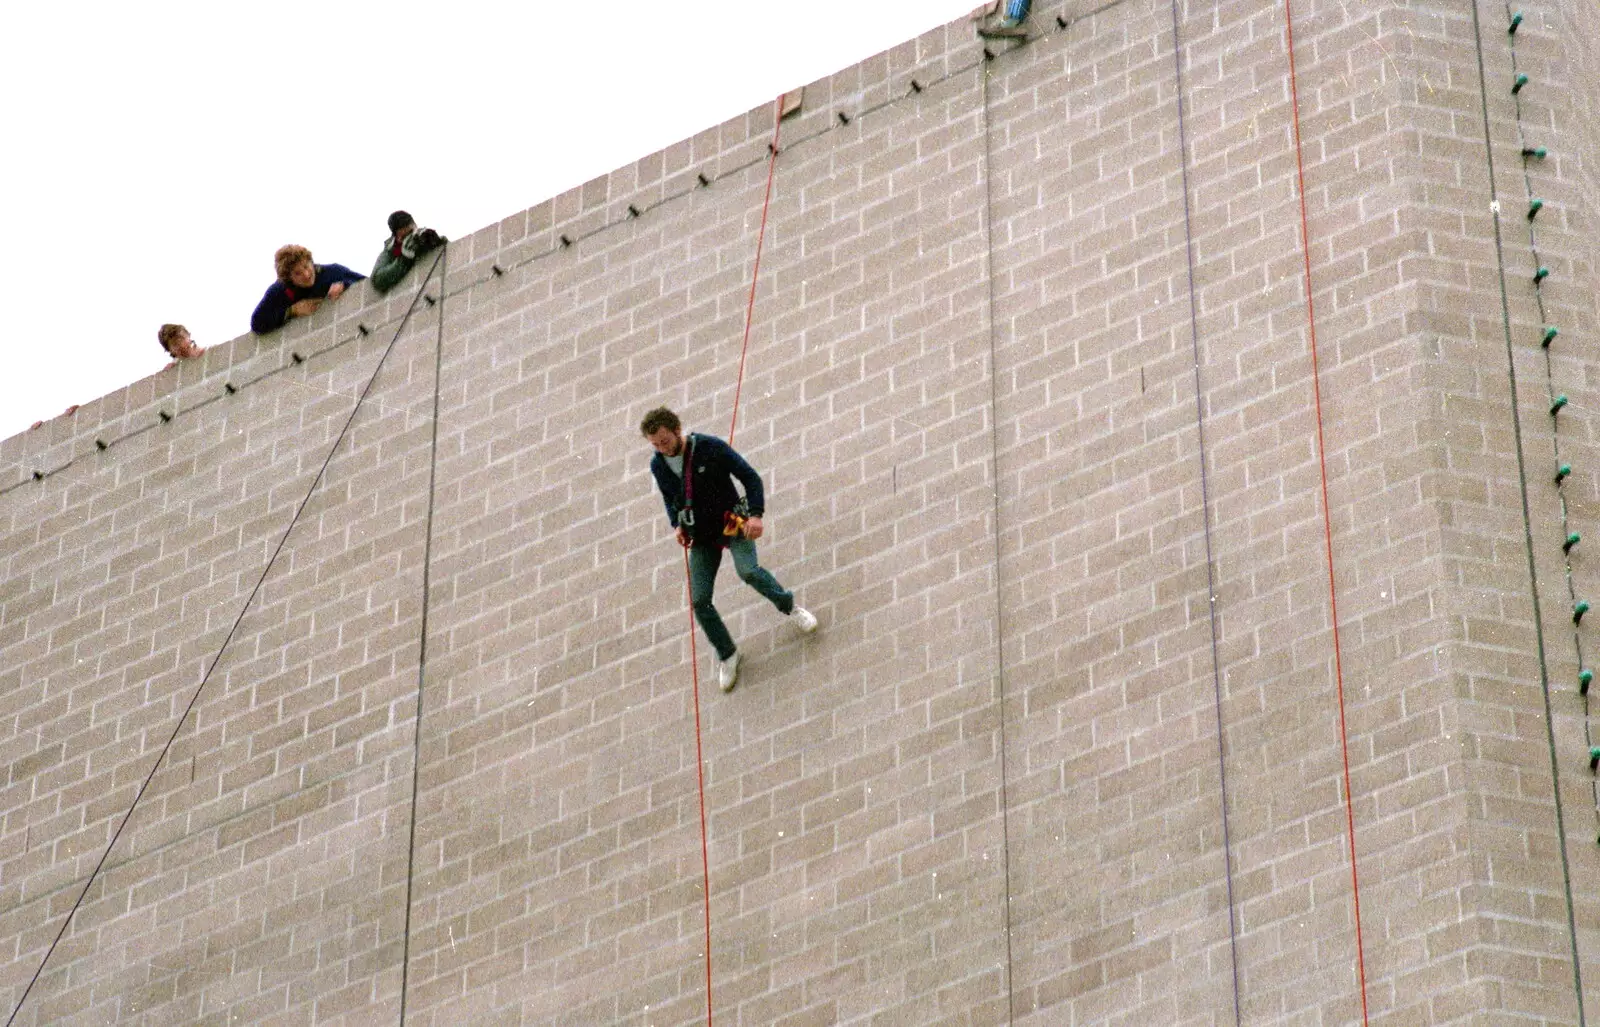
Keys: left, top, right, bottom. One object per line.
{"left": 679, "top": 435, "right": 696, "bottom": 527}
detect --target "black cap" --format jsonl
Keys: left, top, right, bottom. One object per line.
{"left": 387, "top": 210, "right": 415, "bottom": 234}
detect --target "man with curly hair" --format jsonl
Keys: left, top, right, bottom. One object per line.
{"left": 642, "top": 406, "right": 817, "bottom": 691}
{"left": 250, "top": 244, "right": 366, "bottom": 334}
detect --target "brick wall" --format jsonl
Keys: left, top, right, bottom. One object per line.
{"left": 2, "top": 0, "right": 1596, "bottom": 1023}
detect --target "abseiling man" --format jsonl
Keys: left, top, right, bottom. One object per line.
{"left": 642, "top": 406, "right": 817, "bottom": 691}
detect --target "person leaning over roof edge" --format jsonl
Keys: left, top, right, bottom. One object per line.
{"left": 371, "top": 210, "right": 446, "bottom": 294}
{"left": 642, "top": 406, "right": 818, "bottom": 692}
{"left": 158, "top": 324, "right": 203, "bottom": 364}
{"left": 250, "top": 244, "right": 365, "bottom": 334}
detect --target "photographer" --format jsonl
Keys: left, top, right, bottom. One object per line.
{"left": 642, "top": 406, "right": 817, "bottom": 692}
{"left": 371, "top": 211, "right": 445, "bottom": 294}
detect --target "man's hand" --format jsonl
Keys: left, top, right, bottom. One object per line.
{"left": 676, "top": 525, "right": 692, "bottom": 548}
{"left": 288, "top": 298, "right": 322, "bottom": 318}
{"left": 743, "top": 516, "right": 764, "bottom": 540}
{"left": 327, "top": 282, "right": 346, "bottom": 300}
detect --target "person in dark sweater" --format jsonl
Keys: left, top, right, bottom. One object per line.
{"left": 250, "top": 245, "right": 365, "bottom": 334}
{"left": 643, "top": 406, "right": 817, "bottom": 691}
{"left": 370, "top": 210, "right": 446, "bottom": 294}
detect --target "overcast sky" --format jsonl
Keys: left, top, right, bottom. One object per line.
{"left": 1, "top": 0, "right": 981, "bottom": 444}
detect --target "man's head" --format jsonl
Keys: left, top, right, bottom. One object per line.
{"left": 274, "top": 244, "right": 316, "bottom": 287}
{"left": 387, "top": 210, "right": 416, "bottom": 240}
{"left": 640, "top": 406, "right": 684, "bottom": 457}
{"left": 157, "top": 323, "right": 201, "bottom": 359}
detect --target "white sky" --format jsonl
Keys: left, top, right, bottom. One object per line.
{"left": 2, "top": 0, "right": 981, "bottom": 443}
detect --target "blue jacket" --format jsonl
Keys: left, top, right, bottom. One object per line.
{"left": 649, "top": 433, "right": 766, "bottom": 548}
{"left": 250, "top": 263, "right": 366, "bottom": 334}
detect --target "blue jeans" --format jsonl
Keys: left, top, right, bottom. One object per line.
{"left": 689, "top": 537, "right": 793, "bottom": 661}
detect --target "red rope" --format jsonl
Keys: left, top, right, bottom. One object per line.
{"left": 682, "top": 92, "right": 787, "bottom": 1027}
{"left": 727, "top": 93, "right": 787, "bottom": 445}
{"left": 682, "top": 546, "right": 713, "bottom": 1025}
{"left": 1284, "top": 4, "right": 1370, "bottom": 1023}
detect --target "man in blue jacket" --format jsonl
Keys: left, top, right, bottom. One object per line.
{"left": 642, "top": 406, "right": 816, "bottom": 691}
{"left": 250, "top": 244, "right": 366, "bottom": 334}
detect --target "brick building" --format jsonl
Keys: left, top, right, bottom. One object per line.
{"left": 1, "top": 0, "right": 1596, "bottom": 1022}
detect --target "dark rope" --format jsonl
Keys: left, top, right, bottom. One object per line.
{"left": 977, "top": 54, "right": 1020, "bottom": 1027}
{"left": 3, "top": 249, "right": 445, "bottom": 1027}
{"left": 397, "top": 243, "right": 448, "bottom": 1024}
{"left": 1166, "top": 0, "right": 1243, "bottom": 1020}
{"left": 1503, "top": 0, "right": 1600, "bottom": 893}
{"left": 1467, "top": 0, "right": 1586, "bottom": 1019}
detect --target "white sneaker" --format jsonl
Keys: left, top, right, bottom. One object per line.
{"left": 717, "top": 650, "right": 741, "bottom": 692}
{"left": 790, "top": 607, "right": 818, "bottom": 634}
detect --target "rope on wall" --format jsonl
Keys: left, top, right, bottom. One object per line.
{"left": 1166, "top": 0, "right": 1243, "bottom": 1019}
{"left": 2, "top": 251, "right": 445, "bottom": 1027}
{"left": 1492, "top": 1, "right": 1589, "bottom": 1018}
{"left": 675, "top": 91, "right": 787, "bottom": 1027}
{"left": 978, "top": 53, "right": 1021, "bottom": 1027}
{"left": 397, "top": 243, "right": 449, "bottom": 1025}
{"left": 1282, "top": 1, "right": 1371, "bottom": 1021}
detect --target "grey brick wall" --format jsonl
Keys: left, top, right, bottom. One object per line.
{"left": 2, "top": 0, "right": 1596, "bottom": 1023}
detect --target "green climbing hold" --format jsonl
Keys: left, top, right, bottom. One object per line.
{"left": 1534, "top": 265, "right": 1551, "bottom": 285}
{"left": 1574, "top": 599, "right": 1590, "bottom": 624}
{"left": 1542, "top": 326, "right": 1559, "bottom": 347}
{"left": 1590, "top": 746, "right": 1600, "bottom": 771}
{"left": 1565, "top": 532, "right": 1581, "bottom": 553}
{"left": 1581, "top": 669, "right": 1593, "bottom": 694}
{"left": 1509, "top": 10, "right": 1523, "bottom": 31}
{"left": 1513, "top": 74, "right": 1529, "bottom": 94}
{"left": 1527, "top": 198, "right": 1544, "bottom": 219}
{"left": 1555, "top": 463, "right": 1572, "bottom": 483}
{"left": 1551, "top": 394, "right": 1568, "bottom": 415}
{"left": 1523, "top": 146, "right": 1547, "bottom": 159}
